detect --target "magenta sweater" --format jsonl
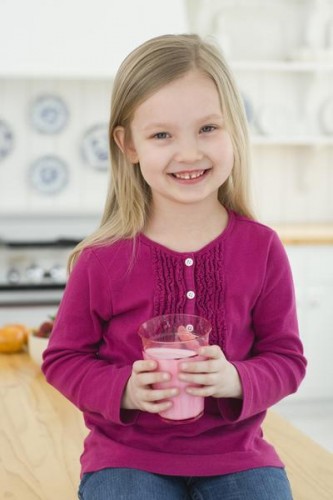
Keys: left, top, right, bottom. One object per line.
{"left": 42, "top": 211, "right": 306, "bottom": 477}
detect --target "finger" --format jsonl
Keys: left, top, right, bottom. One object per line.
{"left": 178, "top": 372, "right": 218, "bottom": 386}
{"left": 143, "top": 399, "right": 174, "bottom": 414}
{"left": 198, "top": 345, "right": 225, "bottom": 359}
{"left": 185, "top": 385, "right": 216, "bottom": 398}
{"left": 136, "top": 370, "right": 171, "bottom": 387}
{"left": 132, "top": 359, "right": 157, "bottom": 373}
{"left": 142, "top": 387, "right": 179, "bottom": 403}
{"left": 179, "top": 358, "right": 221, "bottom": 373}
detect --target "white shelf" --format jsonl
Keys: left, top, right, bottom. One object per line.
{"left": 232, "top": 60, "right": 333, "bottom": 73}
{"left": 2, "top": 60, "right": 333, "bottom": 80}
{"left": 251, "top": 135, "right": 333, "bottom": 146}
{"left": 0, "top": 211, "right": 101, "bottom": 218}
{"left": 0, "top": 70, "right": 114, "bottom": 81}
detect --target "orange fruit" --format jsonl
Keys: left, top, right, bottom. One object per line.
{"left": 0, "top": 324, "right": 29, "bottom": 353}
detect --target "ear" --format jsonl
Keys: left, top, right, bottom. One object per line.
{"left": 113, "top": 126, "right": 139, "bottom": 164}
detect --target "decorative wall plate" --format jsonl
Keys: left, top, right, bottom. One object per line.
{"left": 0, "top": 120, "right": 14, "bottom": 160}
{"left": 319, "top": 97, "right": 333, "bottom": 135}
{"left": 81, "top": 124, "right": 109, "bottom": 171}
{"left": 30, "top": 94, "right": 69, "bottom": 134}
{"left": 29, "top": 155, "right": 69, "bottom": 195}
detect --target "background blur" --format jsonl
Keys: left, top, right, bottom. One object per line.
{"left": 0, "top": 0, "right": 332, "bottom": 450}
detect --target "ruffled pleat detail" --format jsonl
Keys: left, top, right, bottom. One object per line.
{"left": 195, "top": 242, "right": 226, "bottom": 348}
{"left": 151, "top": 242, "right": 227, "bottom": 349}
{"left": 152, "top": 247, "right": 187, "bottom": 316}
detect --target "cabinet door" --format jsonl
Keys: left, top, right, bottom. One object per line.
{"left": 297, "top": 284, "right": 333, "bottom": 399}
{"left": 286, "top": 246, "right": 333, "bottom": 400}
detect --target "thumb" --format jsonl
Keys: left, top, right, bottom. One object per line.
{"left": 199, "top": 344, "right": 226, "bottom": 360}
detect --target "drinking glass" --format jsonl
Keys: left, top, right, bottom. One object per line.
{"left": 138, "top": 313, "right": 211, "bottom": 423}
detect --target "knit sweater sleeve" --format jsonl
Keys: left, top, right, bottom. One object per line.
{"left": 42, "top": 248, "right": 137, "bottom": 426}
{"left": 218, "top": 231, "right": 307, "bottom": 422}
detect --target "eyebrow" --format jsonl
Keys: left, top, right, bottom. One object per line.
{"left": 142, "top": 114, "right": 224, "bottom": 131}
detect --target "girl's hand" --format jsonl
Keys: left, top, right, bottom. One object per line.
{"left": 121, "top": 359, "right": 179, "bottom": 413}
{"left": 178, "top": 345, "right": 243, "bottom": 399}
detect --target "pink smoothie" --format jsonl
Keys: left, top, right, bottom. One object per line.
{"left": 144, "top": 346, "right": 204, "bottom": 422}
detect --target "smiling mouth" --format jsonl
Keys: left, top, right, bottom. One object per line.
{"left": 171, "top": 169, "right": 208, "bottom": 180}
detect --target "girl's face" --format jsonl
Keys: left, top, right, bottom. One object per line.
{"left": 114, "top": 70, "right": 234, "bottom": 210}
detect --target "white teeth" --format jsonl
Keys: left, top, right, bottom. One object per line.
{"left": 174, "top": 170, "right": 205, "bottom": 180}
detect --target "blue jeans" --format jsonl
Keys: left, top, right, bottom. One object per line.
{"left": 78, "top": 466, "right": 293, "bottom": 499}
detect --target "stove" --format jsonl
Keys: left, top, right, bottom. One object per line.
{"left": 0, "top": 238, "right": 79, "bottom": 319}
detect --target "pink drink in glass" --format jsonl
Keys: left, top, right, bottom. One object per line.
{"left": 138, "top": 314, "right": 211, "bottom": 423}
{"left": 144, "top": 346, "right": 205, "bottom": 422}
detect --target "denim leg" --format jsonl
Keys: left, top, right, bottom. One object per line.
{"left": 188, "top": 467, "right": 293, "bottom": 500}
{"left": 78, "top": 467, "right": 190, "bottom": 500}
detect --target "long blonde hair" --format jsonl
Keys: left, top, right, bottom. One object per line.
{"left": 69, "top": 33, "right": 254, "bottom": 271}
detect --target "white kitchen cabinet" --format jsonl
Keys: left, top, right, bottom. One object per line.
{"left": 228, "top": 23, "right": 333, "bottom": 225}
{"left": 232, "top": 62, "right": 333, "bottom": 146}
{"left": 233, "top": 62, "right": 333, "bottom": 222}
{"left": 286, "top": 245, "right": 333, "bottom": 400}
{"left": 0, "top": 0, "right": 188, "bottom": 78}
{"left": 186, "top": 0, "right": 333, "bottom": 225}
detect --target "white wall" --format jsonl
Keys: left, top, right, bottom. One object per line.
{"left": 0, "top": 0, "right": 188, "bottom": 77}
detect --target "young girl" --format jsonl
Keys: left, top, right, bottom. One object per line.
{"left": 42, "top": 34, "right": 307, "bottom": 500}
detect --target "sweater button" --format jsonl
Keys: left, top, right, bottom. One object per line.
{"left": 186, "top": 290, "right": 195, "bottom": 299}
{"left": 185, "top": 258, "right": 194, "bottom": 267}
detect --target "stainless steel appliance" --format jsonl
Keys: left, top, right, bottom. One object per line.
{"left": 0, "top": 238, "right": 79, "bottom": 326}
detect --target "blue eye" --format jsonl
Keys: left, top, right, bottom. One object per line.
{"left": 153, "top": 132, "right": 169, "bottom": 139}
{"left": 200, "top": 125, "right": 216, "bottom": 133}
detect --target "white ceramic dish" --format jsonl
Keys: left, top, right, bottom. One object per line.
{"left": 29, "top": 155, "right": 69, "bottom": 194}
{"left": 81, "top": 124, "right": 109, "bottom": 171}
{"left": 0, "top": 120, "right": 14, "bottom": 160}
{"left": 30, "top": 94, "right": 69, "bottom": 134}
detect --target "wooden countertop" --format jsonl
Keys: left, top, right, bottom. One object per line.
{"left": 1, "top": 353, "right": 333, "bottom": 500}
{"left": 274, "top": 224, "right": 333, "bottom": 245}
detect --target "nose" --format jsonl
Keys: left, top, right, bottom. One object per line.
{"left": 174, "top": 135, "right": 203, "bottom": 163}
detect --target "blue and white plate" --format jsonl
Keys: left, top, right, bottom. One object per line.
{"left": 29, "top": 155, "right": 69, "bottom": 194}
{"left": 0, "top": 120, "right": 14, "bottom": 160}
{"left": 30, "top": 94, "right": 69, "bottom": 134}
{"left": 81, "top": 124, "right": 109, "bottom": 171}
